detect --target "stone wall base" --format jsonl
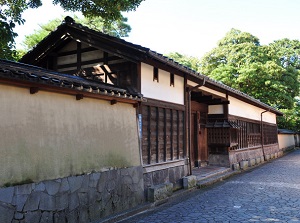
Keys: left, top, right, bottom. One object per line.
{"left": 0, "top": 166, "right": 144, "bottom": 223}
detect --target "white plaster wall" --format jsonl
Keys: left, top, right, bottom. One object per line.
{"left": 141, "top": 63, "right": 184, "bottom": 104}
{"left": 278, "top": 134, "right": 295, "bottom": 150}
{"left": 0, "top": 84, "right": 140, "bottom": 186}
{"left": 208, "top": 105, "right": 224, "bottom": 114}
{"left": 229, "top": 96, "right": 277, "bottom": 124}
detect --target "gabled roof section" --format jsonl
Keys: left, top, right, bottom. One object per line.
{"left": 0, "top": 59, "right": 143, "bottom": 102}
{"left": 20, "top": 16, "right": 283, "bottom": 116}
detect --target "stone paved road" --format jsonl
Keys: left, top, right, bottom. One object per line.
{"left": 120, "top": 150, "right": 300, "bottom": 223}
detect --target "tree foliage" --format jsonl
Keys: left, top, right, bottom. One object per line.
{"left": 200, "top": 28, "right": 300, "bottom": 110}
{"left": 22, "top": 16, "right": 131, "bottom": 52}
{"left": 168, "top": 28, "right": 300, "bottom": 130}
{"left": 0, "top": 0, "right": 144, "bottom": 59}
{"left": 166, "top": 52, "right": 202, "bottom": 73}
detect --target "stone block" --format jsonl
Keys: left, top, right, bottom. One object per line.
{"left": 256, "top": 157, "right": 261, "bottom": 164}
{"left": 275, "top": 152, "right": 278, "bottom": 158}
{"left": 15, "top": 183, "right": 33, "bottom": 195}
{"left": 0, "top": 187, "right": 14, "bottom": 203}
{"left": 147, "top": 182, "right": 173, "bottom": 202}
{"left": 14, "top": 212, "right": 24, "bottom": 220}
{"left": 59, "top": 178, "right": 70, "bottom": 193}
{"left": 68, "top": 176, "right": 83, "bottom": 193}
{"left": 40, "top": 211, "right": 53, "bottom": 223}
{"left": 23, "top": 191, "right": 41, "bottom": 211}
{"left": 35, "top": 182, "right": 46, "bottom": 192}
{"left": 14, "top": 194, "right": 28, "bottom": 211}
{"left": 69, "top": 193, "right": 79, "bottom": 211}
{"left": 261, "top": 156, "right": 265, "bottom": 162}
{"left": 24, "top": 210, "right": 41, "bottom": 223}
{"left": 239, "top": 160, "right": 249, "bottom": 170}
{"left": 249, "top": 159, "right": 256, "bottom": 167}
{"left": 0, "top": 203, "right": 14, "bottom": 223}
{"left": 55, "top": 193, "right": 69, "bottom": 211}
{"left": 183, "top": 175, "right": 197, "bottom": 189}
{"left": 265, "top": 154, "right": 271, "bottom": 161}
{"left": 232, "top": 163, "right": 240, "bottom": 171}
{"left": 45, "top": 180, "right": 60, "bottom": 196}
{"left": 271, "top": 153, "right": 275, "bottom": 159}
{"left": 39, "top": 192, "right": 55, "bottom": 211}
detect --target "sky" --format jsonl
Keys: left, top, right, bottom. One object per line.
{"left": 14, "top": 0, "right": 300, "bottom": 58}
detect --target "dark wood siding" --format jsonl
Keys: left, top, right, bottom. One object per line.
{"left": 141, "top": 100, "right": 185, "bottom": 165}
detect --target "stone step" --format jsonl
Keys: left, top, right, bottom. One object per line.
{"left": 197, "top": 170, "right": 238, "bottom": 188}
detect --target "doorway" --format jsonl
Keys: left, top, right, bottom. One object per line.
{"left": 190, "top": 102, "right": 208, "bottom": 167}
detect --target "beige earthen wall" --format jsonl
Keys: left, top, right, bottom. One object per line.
{"left": 278, "top": 134, "right": 295, "bottom": 151}
{"left": 0, "top": 84, "right": 140, "bottom": 186}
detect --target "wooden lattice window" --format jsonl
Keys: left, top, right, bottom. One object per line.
{"left": 141, "top": 103, "right": 185, "bottom": 165}
{"left": 263, "top": 124, "right": 278, "bottom": 145}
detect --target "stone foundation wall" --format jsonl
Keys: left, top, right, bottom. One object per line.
{"left": 229, "top": 147, "right": 264, "bottom": 165}
{"left": 0, "top": 166, "right": 144, "bottom": 223}
{"left": 208, "top": 154, "right": 230, "bottom": 167}
{"left": 143, "top": 164, "right": 188, "bottom": 194}
{"left": 263, "top": 144, "right": 281, "bottom": 155}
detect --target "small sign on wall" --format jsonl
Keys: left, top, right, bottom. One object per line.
{"left": 138, "top": 114, "right": 142, "bottom": 139}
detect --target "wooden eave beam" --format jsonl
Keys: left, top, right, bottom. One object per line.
{"left": 0, "top": 77, "right": 140, "bottom": 105}
{"left": 20, "top": 27, "right": 69, "bottom": 64}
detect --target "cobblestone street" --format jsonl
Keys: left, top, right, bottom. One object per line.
{"left": 121, "top": 150, "right": 300, "bottom": 223}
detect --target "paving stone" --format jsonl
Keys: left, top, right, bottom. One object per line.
{"left": 121, "top": 150, "right": 300, "bottom": 223}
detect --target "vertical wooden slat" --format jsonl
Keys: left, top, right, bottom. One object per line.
{"left": 177, "top": 110, "right": 180, "bottom": 159}
{"left": 182, "top": 111, "right": 185, "bottom": 159}
{"left": 156, "top": 107, "right": 159, "bottom": 163}
{"left": 170, "top": 109, "right": 174, "bottom": 160}
{"left": 147, "top": 106, "right": 151, "bottom": 164}
{"left": 77, "top": 42, "right": 81, "bottom": 70}
{"left": 163, "top": 108, "right": 167, "bottom": 162}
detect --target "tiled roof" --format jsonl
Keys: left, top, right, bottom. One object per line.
{"left": 0, "top": 59, "right": 144, "bottom": 101}
{"left": 278, "top": 129, "right": 296, "bottom": 134}
{"left": 20, "top": 17, "right": 282, "bottom": 115}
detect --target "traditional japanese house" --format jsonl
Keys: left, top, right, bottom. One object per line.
{"left": 0, "top": 17, "right": 283, "bottom": 222}
{"left": 20, "top": 16, "right": 283, "bottom": 186}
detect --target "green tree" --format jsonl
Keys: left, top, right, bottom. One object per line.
{"left": 166, "top": 52, "right": 202, "bottom": 72}
{"left": 0, "top": 0, "right": 144, "bottom": 59}
{"left": 22, "top": 16, "right": 131, "bottom": 52}
{"left": 200, "top": 28, "right": 299, "bottom": 110}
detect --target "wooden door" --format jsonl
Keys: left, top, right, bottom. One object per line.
{"left": 190, "top": 104, "right": 208, "bottom": 167}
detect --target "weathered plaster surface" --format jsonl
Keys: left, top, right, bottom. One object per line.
{"left": 0, "top": 84, "right": 140, "bottom": 186}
